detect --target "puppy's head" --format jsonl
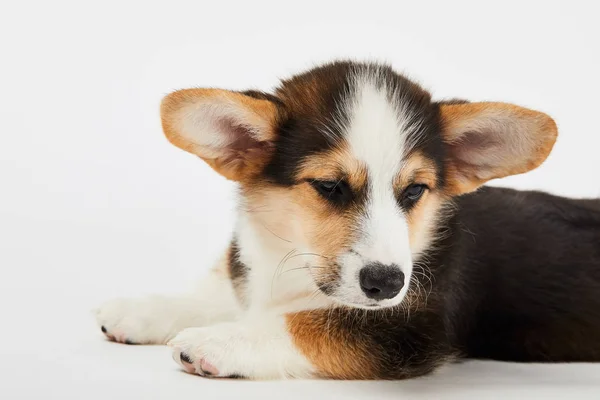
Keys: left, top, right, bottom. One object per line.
{"left": 161, "top": 62, "right": 557, "bottom": 309}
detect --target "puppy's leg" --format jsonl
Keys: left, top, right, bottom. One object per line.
{"left": 96, "top": 257, "right": 241, "bottom": 345}
{"left": 168, "top": 313, "right": 314, "bottom": 379}
{"left": 286, "top": 308, "right": 452, "bottom": 379}
{"left": 168, "top": 308, "right": 451, "bottom": 379}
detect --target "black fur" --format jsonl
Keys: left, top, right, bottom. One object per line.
{"left": 454, "top": 187, "right": 600, "bottom": 362}
{"left": 228, "top": 240, "right": 248, "bottom": 304}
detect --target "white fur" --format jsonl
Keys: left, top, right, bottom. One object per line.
{"left": 333, "top": 72, "right": 417, "bottom": 308}
{"left": 157, "top": 211, "right": 334, "bottom": 378}
{"left": 96, "top": 210, "right": 332, "bottom": 378}
{"left": 169, "top": 314, "right": 315, "bottom": 379}
{"left": 235, "top": 212, "right": 320, "bottom": 311}
{"left": 95, "top": 268, "right": 241, "bottom": 344}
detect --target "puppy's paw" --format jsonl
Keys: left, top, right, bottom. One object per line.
{"left": 168, "top": 325, "right": 245, "bottom": 378}
{"left": 95, "top": 296, "right": 175, "bottom": 345}
{"left": 168, "top": 321, "right": 314, "bottom": 380}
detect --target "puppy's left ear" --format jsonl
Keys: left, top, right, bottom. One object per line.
{"left": 439, "top": 102, "right": 558, "bottom": 195}
{"left": 160, "top": 88, "right": 282, "bottom": 181}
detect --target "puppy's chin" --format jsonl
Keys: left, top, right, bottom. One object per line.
{"left": 326, "top": 291, "right": 405, "bottom": 310}
{"left": 314, "top": 280, "right": 407, "bottom": 309}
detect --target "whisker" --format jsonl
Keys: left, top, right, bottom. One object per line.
{"left": 271, "top": 248, "right": 297, "bottom": 300}
{"left": 260, "top": 222, "right": 292, "bottom": 243}
{"left": 278, "top": 265, "right": 326, "bottom": 276}
{"left": 286, "top": 252, "right": 330, "bottom": 260}
{"left": 242, "top": 204, "right": 271, "bottom": 213}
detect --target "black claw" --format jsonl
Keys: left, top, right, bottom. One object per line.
{"left": 101, "top": 326, "right": 107, "bottom": 333}
{"left": 124, "top": 339, "right": 138, "bottom": 345}
{"left": 180, "top": 352, "right": 193, "bottom": 364}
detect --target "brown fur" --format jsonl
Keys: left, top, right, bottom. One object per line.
{"left": 395, "top": 152, "right": 438, "bottom": 191}
{"left": 295, "top": 146, "right": 369, "bottom": 189}
{"left": 286, "top": 310, "right": 379, "bottom": 379}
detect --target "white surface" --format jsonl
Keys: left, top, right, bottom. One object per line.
{"left": 1, "top": 0, "right": 600, "bottom": 398}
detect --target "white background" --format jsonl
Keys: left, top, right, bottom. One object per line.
{"left": 1, "top": 0, "right": 599, "bottom": 399}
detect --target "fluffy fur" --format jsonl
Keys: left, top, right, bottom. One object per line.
{"left": 96, "top": 61, "right": 600, "bottom": 380}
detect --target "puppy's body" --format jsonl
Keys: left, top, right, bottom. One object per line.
{"left": 454, "top": 188, "right": 600, "bottom": 363}
{"left": 96, "top": 62, "right": 600, "bottom": 379}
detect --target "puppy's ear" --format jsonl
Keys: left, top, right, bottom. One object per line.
{"left": 160, "top": 89, "right": 282, "bottom": 181}
{"left": 439, "top": 102, "right": 558, "bottom": 195}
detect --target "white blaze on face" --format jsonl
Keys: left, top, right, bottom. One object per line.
{"left": 336, "top": 74, "right": 416, "bottom": 307}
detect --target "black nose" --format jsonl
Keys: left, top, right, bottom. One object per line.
{"left": 359, "top": 263, "right": 405, "bottom": 301}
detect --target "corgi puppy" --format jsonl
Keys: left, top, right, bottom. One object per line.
{"left": 96, "top": 61, "right": 600, "bottom": 380}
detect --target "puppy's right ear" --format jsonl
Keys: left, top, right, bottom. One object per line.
{"left": 160, "top": 89, "right": 282, "bottom": 181}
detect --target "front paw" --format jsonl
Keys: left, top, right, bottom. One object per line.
{"left": 95, "top": 296, "right": 174, "bottom": 345}
{"left": 168, "top": 324, "right": 248, "bottom": 378}
{"left": 168, "top": 321, "right": 314, "bottom": 380}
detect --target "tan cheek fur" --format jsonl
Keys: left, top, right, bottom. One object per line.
{"left": 293, "top": 186, "right": 358, "bottom": 286}
{"left": 406, "top": 191, "right": 445, "bottom": 256}
{"left": 395, "top": 152, "right": 445, "bottom": 257}
{"left": 293, "top": 146, "right": 368, "bottom": 286}
{"left": 242, "top": 177, "right": 360, "bottom": 289}
{"left": 241, "top": 184, "right": 299, "bottom": 240}
{"left": 241, "top": 183, "right": 329, "bottom": 246}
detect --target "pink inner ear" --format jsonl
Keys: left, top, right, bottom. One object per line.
{"left": 452, "top": 129, "right": 503, "bottom": 166}
{"left": 448, "top": 128, "right": 516, "bottom": 182}
{"left": 214, "top": 117, "right": 273, "bottom": 166}
{"left": 440, "top": 102, "right": 557, "bottom": 192}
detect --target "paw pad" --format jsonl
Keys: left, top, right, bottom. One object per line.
{"left": 180, "top": 352, "right": 193, "bottom": 364}
{"left": 175, "top": 350, "right": 220, "bottom": 377}
{"left": 101, "top": 326, "right": 137, "bottom": 344}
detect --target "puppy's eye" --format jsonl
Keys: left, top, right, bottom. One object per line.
{"left": 405, "top": 184, "right": 426, "bottom": 200}
{"left": 401, "top": 184, "right": 428, "bottom": 207}
{"left": 310, "top": 180, "right": 353, "bottom": 205}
